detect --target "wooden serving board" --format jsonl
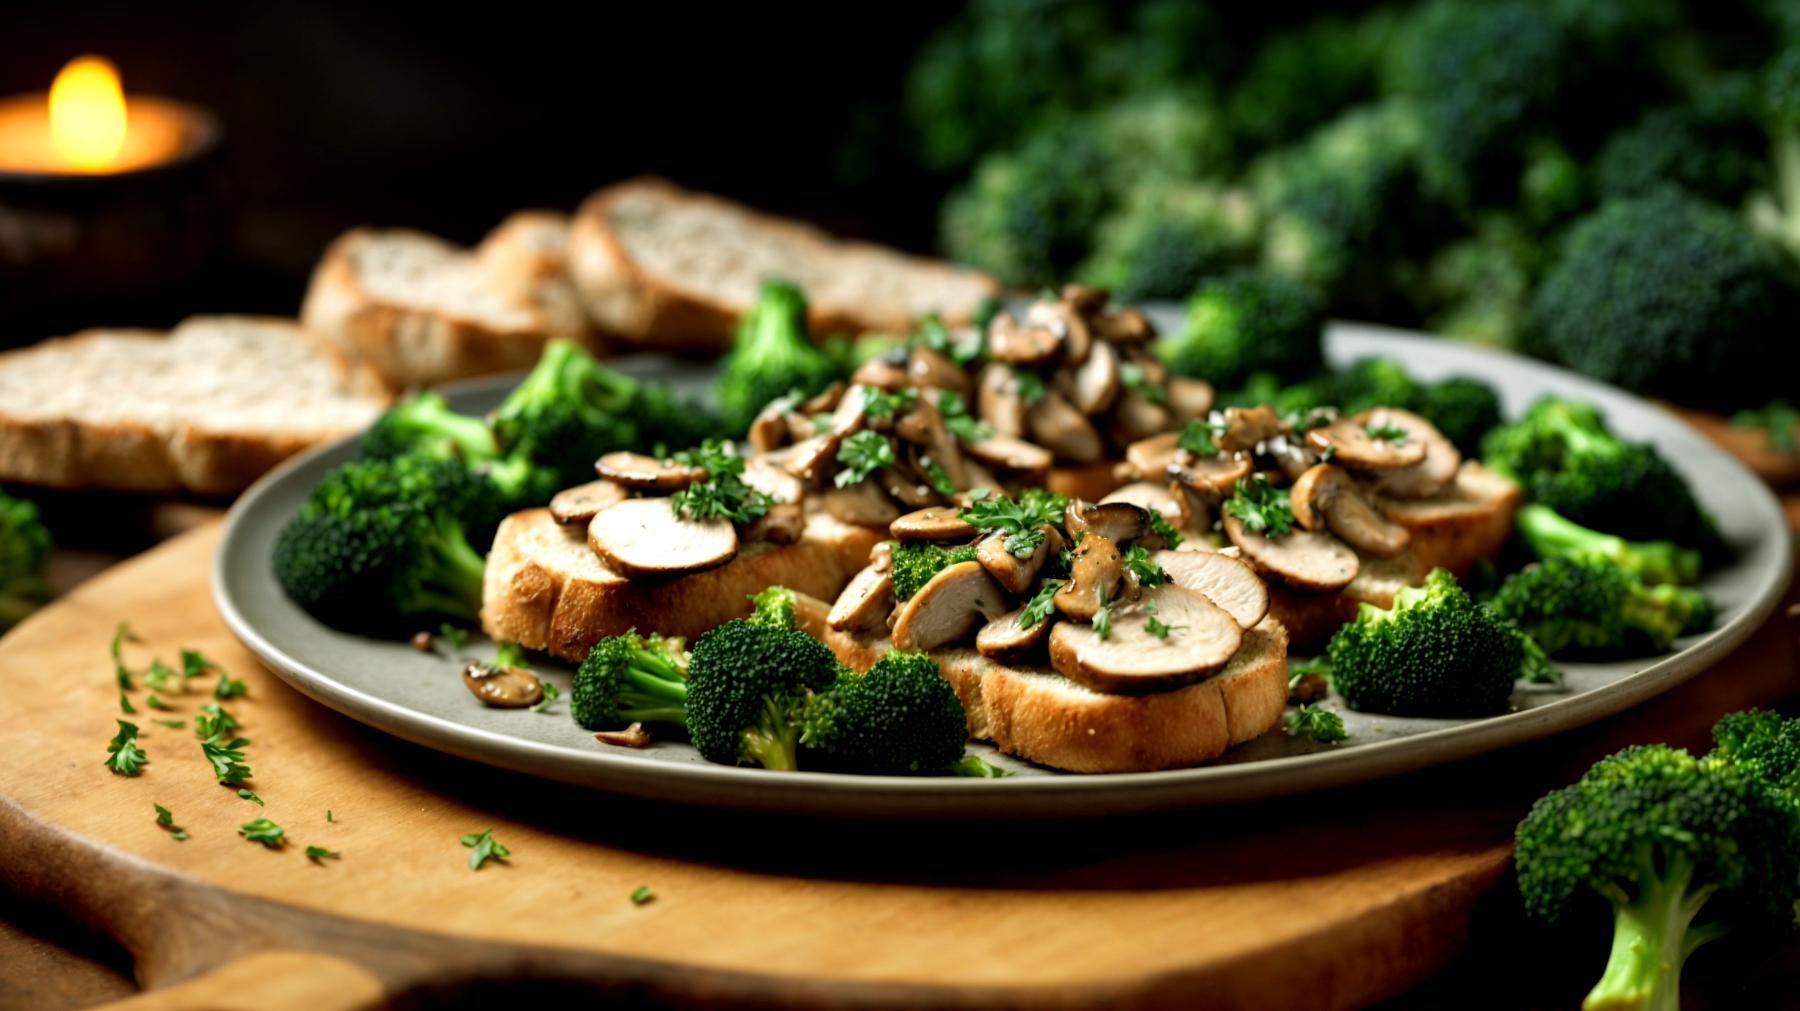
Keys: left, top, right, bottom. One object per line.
{"left": 0, "top": 521, "right": 1795, "bottom": 1011}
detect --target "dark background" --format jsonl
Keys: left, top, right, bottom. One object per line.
{"left": 0, "top": 0, "right": 1360, "bottom": 342}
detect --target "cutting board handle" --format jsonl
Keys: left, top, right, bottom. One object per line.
{"left": 85, "top": 950, "right": 387, "bottom": 1011}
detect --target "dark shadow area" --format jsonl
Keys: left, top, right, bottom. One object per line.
{"left": 0, "top": 884, "right": 137, "bottom": 1011}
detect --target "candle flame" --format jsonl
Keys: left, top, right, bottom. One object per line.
{"left": 49, "top": 55, "right": 127, "bottom": 169}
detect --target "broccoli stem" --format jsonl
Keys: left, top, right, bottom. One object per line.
{"left": 1775, "top": 133, "right": 1800, "bottom": 252}
{"left": 1586, "top": 849, "right": 1722, "bottom": 1011}
{"left": 1516, "top": 505, "right": 1699, "bottom": 586}
{"left": 412, "top": 513, "right": 488, "bottom": 620}
{"left": 741, "top": 694, "right": 801, "bottom": 771}
{"left": 617, "top": 664, "right": 690, "bottom": 725}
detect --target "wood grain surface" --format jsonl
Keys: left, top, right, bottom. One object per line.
{"left": 0, "top": 518, "right": 1794, "bottom": 1010}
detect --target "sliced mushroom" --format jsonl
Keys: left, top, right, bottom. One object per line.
{"left": 890, "top": 561, "right": 1011, "bottom": 653}
{"left": 1094, "top": 306, "right": 1155, "bottom": 344}
{"left": 747, "top": 405, "right": 790, "bottom": 454}
{"left": 1048, "top": 584, "right": 1245, "bottom": 695}
{"left": 1027, "top": 390, "right": 1104, "bottom": 463}
{"left": 588, "top": 497, "right": 738, "bottom": 578}
{"left": 894, "top": 398, "right": 968, "bottom": 489}
{"left": 828, "top": 564, "right": 897, "bottom": 633}
{"left": 1217, "top": 406, "right": 1284, "bottom": 454}
{"left": 878, "top": 466, "right": 939, "bottom": 509}
{"left": 742, "top": 458, "right": 805, "bottom": 504}
{"left": 1354, "top": 408, "right": 1462, "bottom": 499}
{"left": 821, "top": 478, "right": 902, "bottom": 527}
{"left": 1054, "top": 534, "right": 1123, "bottom": 621}
{"left": 1289, "top": 463, "right": 1411, "bottom": 558}
{"left": 1124, "top": 432, "right": 1182, "bottom": 482}
{"left": 463, "top": 661, "right": 544, "bottom": 708}
{"left": 1029, "top": 300, "right": 1091, "bottom": 365}
{"left": 1169, "top": 480, "right": 1214, "bottom": 539}
{"left": 737, "top": 501, "right": 805, "bottom": 545}
{"left": 964, "top": 434, "right": 1054, "bottom": 475}
{"left": 1265, "top": 433, "right": 1320, "bottom": 483}
{"left": 1288, "top": 672, "right": 1329, "bottom": 706}
{"left": 595, "top": 451, "right": 707, "bottom": 491}
{"left": 1223, "top": 515, "right": 1359, "bottom": 592}
{"left": 1068, "top": 338, "right": 1120, "bottom": 415}
{"left": 549, "top": 479, "right": 628, "bottom": 526}
{"left": 766, "top": 435, "right": 834, "bottom": 483}
{"left": 782, "top": 412, "right": 820, "bottom": 442}
{"left": 976, "top": 362, "right": 1027, "bottom": 438}
{"left": 976, "top": 605, "right": 1055, "bottom": 663}
{"left": 800, "top": 382, "right": 844, "bottom": 416}
{"left": 987, "top": 312, "right": 1060, "bottom": 366}
{"left": 1169, "top": 452, "right": 1253, "bottom": 496}
{"left": 1166, "top": 377, "right": 1215, "bottom": 425}
{"left": 908, "top": 346, "right": 971, "bottom": 396}
{"left": 1305, "top": 417, "right": 1427, "bottom": 471}
{"left": 890, "top": 506, "right": 977, "bottom": 541}
{"left": 1060, "top": 282, "right": 1109, "bottom": 314}
{"left": 850, "top": 349, "right": 911, "bottom": 390}
{"left": 1150, "top": 550, "right": 1270, "bottom": 629}
{"left": 1101, "top": 480, "right": 1180, "bottom": 516}
{"left": 594, "top": 722, "right": 652, "bottom": 748}
{"left": 976, "top": 524, "right": 1062, "bottom": 594}
{"left": 1065, "top": 500, "right": 1151, "bottom": 545}
{"left": 960, "top": 458, "right": 1003, "bottom": 498}
{"left": 1108, "top": 388, "right": 1171, "bottom": 446}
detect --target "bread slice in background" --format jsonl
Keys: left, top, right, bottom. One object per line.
{"left": 302, "top": 211, "right": 590, "bottom": 387}
{"left": 481, "top": 505, "right": 883, "bottom": 662}
{"left": 567, "top": 177, "right": 1000, "bottom": 353}
{"left": 822, "top": 620, "right": 1291, "bottom": 774}
{"left": 0, "top": 315, "right": 391, "bottom": 495}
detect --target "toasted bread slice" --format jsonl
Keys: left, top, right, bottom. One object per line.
{"left": 566, "top": 177, "right": 999, "bottom": 352}
{"left": 301, "top": 214, "right": 589, "bottom": 387}
{"left": 1265, "top": 462, "right": 1521, "bottom": 652}
{"left": 0, "top": 315, "right": 390, "bottom": 495}
{"left": 481, "top": 505, "right": 884, "bottom": 662}
{"left": 822, "top": 619, "right": 1290, "bottom": 774}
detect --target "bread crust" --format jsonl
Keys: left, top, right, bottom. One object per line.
{"left": 480, "top": 506, "right": 884, "bottom": 662}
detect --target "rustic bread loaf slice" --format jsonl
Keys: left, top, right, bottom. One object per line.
{"left": 302, "top": 213, "right": 589, "bottom": 387}
{"left": 566, "top": 177, "right": 1000, "bottom": 352}
{"left": 480, "top": 505, "right": 884, "bottom": 662}
{"left": 0, "top": 315, "right": 390, "bottom": 495}
{"left": 822, "top": 619, "right": 1290, "bottom": 774}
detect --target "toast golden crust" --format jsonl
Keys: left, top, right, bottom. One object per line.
{"left": 481, "top": 507, "right": 883, "bottom": 662}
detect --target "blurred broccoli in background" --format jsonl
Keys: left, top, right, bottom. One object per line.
{"left": 0, "top": 491, "right": 50, "bottom": 630}
{"left": 1406, "top": 214, "right": 1541, "bottom": 349}
{"left": 1076, "top": 180, "right": 1259, "bottom": 301}
{"left": 1749, "top": 42, "right": 1800, "bottom": 263}
{"left": 714, "top": 280, "right": 841, "bottom": 438}
{"left": 1157, "top": 270, "right": 1322, "bottom": 388}
{"left": 1226, "top": 11, "right": 1398, "bottom": 151}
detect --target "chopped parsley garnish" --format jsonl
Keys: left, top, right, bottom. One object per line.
{"left": 104, "top": 720, "right": 146, "bottom": 776}
{"left": 1144, "top": 597, "right": 1186, "bottom": 641}
{"left": 1018, "top": 580, "right": 1066, "bottom": 629}
{"left": 857, "top": 385, "right": 917, "bottom": 419}
{"left": 958, "top": 488, "right": 1068, "bottom": 558}
{"left": 493, "top": 641, "right": 527, "bottom": 668}
{"left": 834, "top": 429, "right": 897, "bottom": 488}
{"left": 143, "top": 658, "right": 179, "bottom": 693}
{"left": 154, "top": 803, "right": 188, "bottom": 841}
{"left": 326, "top": 810, "right": 334, "bottom": 822}
{"left": 1092, "top": 595, "right": 1114, "bottom": 642}
{"left": 1176, "top": 417, "right": 1228, "bottom": 455}
{"left": 213, "top": 673, "right": 248, "bottom": 700}
{"left": 913, "top": 313, "right": 983, "bottom": 364}
{"left": 1147, "top": 508, "right": 1184, "bottom": 550}
{"left": 1012, "top": 367, "right": 1047, "bottom": 403}
{"left": 119, "top": 692, "right": 136, "bottom": 714}
{"left": 181, "top": 649, "right": 219, "bottom": 684}
{"left": 669, "top": 440, "right": 772, "bottom": 523}
{"left": 110, "top": 623, "right": 138, "bottom": 690}
{"left": 1731, "top": 399, "right": 1800, "bottom": 454}
{"left": 461, "top": 828, "right": 511, "bottom": 871}
{"left": 924, "top": 459, "right": 957, "bottom": 497}
{"left": 194, "top": 703, "right": 240, "bottom": 741}
{"left": 1120, "top": 544, "right": 1167, "bottom": 588}
{"left": 1003, "top": 527, "right": 1046, "bottom": 558}
{"left": 1118, "top": 362, "right": 1168, "bottom": 403}
{"left": 1364, "top": 421, "right": 1408, "bottom": 444}
{"left": 529, "top": 681, "right": 561, "bottom": 714}
{"left": 949, "top": 755, "right": 1015, "bottom": 777}
{"left": 146, "top": 694, "right": 173, "bottom": 711}
{"left": 1224, "top": 475, "right": 1295, "bottom": 537}
{"left": 1321, "top": 445, "right": 1338, "bottom": 463}
{"left": 1285, "top": 704, "right": 1348, "bottom": 743}
{"left": 937, "top": 390, "right": 993, "bottom": 443}
{"left": 237, "top": 788, "right": 264, "bottom": 806}
{"left": 306, "top": 846, "right": 341, "bottom": 863}
{"left": 630, "top": 885, "right": 655, "bottom": 905}
{"left": 238, "top": 818, "right": 285, "bottom": 848}
{"left": 202, "top": 737, "right": 252, "bottom": 785}
{"left": 154, "top": 718, "right": 186, "bottom": 729}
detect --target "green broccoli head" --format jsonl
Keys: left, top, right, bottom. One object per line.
{"left": 273, "top": 454, "right": 488, "bottom": 634}
{"left": 1328, "top": 357, "right": 1422, "bottom": 416}
{"left": 889, "top": 541, "right": 981, "bottom": 603}
{"left": 1226, "top": 11, "right": 1394, "bottom": 150}
{"left": 1515, "top": 744, "right": 1800, "bottom": 1011}
{"left": 1593, "top": 103, "right": 1767, "bottom": 207}
{"left": 1511, "top": 504, "right": 1704, "bottom": 588}
{"left": 1528, "top": 188, "right": 1786, "bottom": 411}
{"left": 357, "top": 390, "right": 498, "bottom": 464}
{"left": 714, "top": 280, "right": 840, "bottom": 438}
{"left": 1156, "top": 270, "right": 1323, "bottom": 388}
{"left": 1411, "top": 214, "right": 1540, "bottom": 350}
{"left": 1711, "top": 709, "right": 1800, "bottom": 804}
{"left": 800, "top": 650, "right": 969, "bottom": 776}
{"left": 0, "top": 491, "right": 51, "bottom": 629}
{"left": 684, "top": 617, "right": 842, "bottom": 770}
{"left": 1075, "top": 179, "right": 1260, "bottom": 302}
{"left": 1488, "top": 554, "right": 1711, "bottom": 657}
{"left": 1326, "top": 568, "right": 1525, "bottom": 716}
{"left": 570, "top": 631, "right": 690, "bottom": 730}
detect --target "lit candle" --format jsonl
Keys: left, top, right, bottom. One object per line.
{"left": 0, "top": 55, "right": 208, "bottom": 175}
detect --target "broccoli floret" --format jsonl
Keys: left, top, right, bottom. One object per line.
{"left": 570, "top": 631, "right": 690, "bottom": 730}
{"left": 1593, "top": 103, "right": 1766, "bottom": 206}
{"left": 1417, "top": 377, "right": 1504, "bottom": 458}
{"left": 1482, "top": 398, "right": 1722, "bottom": 555}
{"left": 1513, "top": 504, "right": 1703, "bottom": 587}
{"left": 1528, "top": 188, "right": 1787, "bottom": 411}
{"left": 1226, "top": 11, "right": 1396, "bottom": 150}
{"left": 1747, "top": 45, "right": 1800, "bottom": 263}
{"left": 1410, "top": 213, "right": 1541, "bottom": 350}
{"left": 800, "top": 650, "right": 969, "bottom": 775}
{"left": 1326, "top": 568, "right": 1527, "bottom": 716}
{"left": 0, "top": 491, "right": 51, "bottom": 629}
{"left": 715, "top": 280, "right": 840, "bottom": 438}
{"left": 357, "top": 390, "right": 497, "bottom": 464}
{"left": 491, "top": 339, "right": 715, "bottom": 491}
{"left": 890, "top": 541, "right": 981, "bottom": 604}
{"left": 1516, "top": 139, "right": 1585, "bottom": 232}
{"left": 273, "top": 454, "right": 489, "bottom": 634}
{"left": 1489, "top": 555, "right": 1712, "bottom": 656}
{"left": 1075, "top": 179, "right": 1260, "bottom": 302}
{"left": 683, "top": 591, "right": 842, "bottom": 770}
{"left": 1327, "top": 357, "right": 1423, "bottom": 416}
{"left": 1515, "top": 744, "right": 1800, "bottom": 1011}
{"left": 1711, "top": 708, "right": 1800, "bottom": 802}
{"left": 1156, "top": 270, "right": 1322, "bottom": 388}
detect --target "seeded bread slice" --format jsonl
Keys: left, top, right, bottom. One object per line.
{"left": 566, "top": 177, "right": 1000, "bottom": 352}
{"left": 302, "top": 212, "right": 590, "bottom": 387}
{"left": 480, "top": 505, "right": 884, "bottom": 663}
{"left": 821, "top": 620, "right": 1291, "bottom": 774}
{"left": 0, "top": 315, "right": 390, "bottom": 495}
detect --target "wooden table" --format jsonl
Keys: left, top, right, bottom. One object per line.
{"left": 0, "top": 514, "right": 1795, "bottom": 1011}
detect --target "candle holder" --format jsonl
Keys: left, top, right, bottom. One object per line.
{"left": 0, "top": 97, "right": 223, "bottom": 347}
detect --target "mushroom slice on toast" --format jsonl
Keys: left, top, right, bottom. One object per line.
{"left": 828, "top": 564, "right": 896, "bottom": 633}
{"left": 1027, "top": 390, "right": 1104, "bottom": 463}
{"left": 890, "top": 561, "right": 1011, "bottom": 653}
{"left": 1065, "top": 499, "right": 1151, "bottom": 546}
{"left": 737, "top": 501, "right": 804, "bottom": 545}
{"left": 1289, "top": 463, "right": 1411, "bottom": 557}
{"left": 587, "top": 497, "right": 738, "bottom": 578}
{"left": 549, "top": 479, "right": 628, "bottom": 526}
{"left": 963, "top": 434, "right": 1054, "bottom": 475}
{"left": 1054, "top": 534, "right": 1123, "bottom": 621}
{"left": 976, "top": 605, "right": 1055, "bottom": 663}
{"left": 1150, "top": 550, "right": 1269, "bottom": 629}
{"left": 890, "top": 506, "right": 979, "bottom": 541}
{"left": 1223, "top": 515, "right": 1358, "bottom": 592}
{"left": 594, "top": 451, "right": 708, "bottom": 491}
{"left": 1354, "top": 408, "right": 1461, "bottom": 499}
{"left": 821, "top": 478, "right": 902, "bottom": 527}
{"left": 1305, "top": 417, "right": 1426, "bottom": 471}
{"left": 976, "top": 524, "right": 1062, "bottom": 594}
{"left": 1048, "top": 584, "right": 1244, "bottom": 694}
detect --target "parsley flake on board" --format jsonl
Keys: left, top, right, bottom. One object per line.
{"left": 194, "top": 703, "right": 240, "bottom": 741}
{"left": 326, "top": 810, "right": 334, "bottom": 822}
{"left": 238, "top": 818, "right": 284, "bottom": 848}
{"left": 1285, "top": 704, "right": 1348, "bottom": 743}
{"left": 213, "top": 673, "right": 248, "bottom": 700}
{"left": 461, "top": 828, "right": 511, "bottom": 871}
{"left": 118, "top": 692, "right": 136, "bottom": 714}
{"left": 630, "top": 885, "right": 654, "bottom": 906}
{"left": 237, "top": 789, "right": 264, "bottom": 806}
{"left": 110, "top": 623, "right": 138, "bottom": 690}
{"left": 202, "top": 738, "right": 252, "bottom": 785}
{"left": 143, "top": 658, "right": 180, "bottom": 693}
{"left": 104, "top": 721, "right": 146, "bottom": 776}
{"left": 1018, "top": 580, "right": 1066, "bottom": 629}
{"left": 146, "top": 695, "right": 173, "bottom": 711}
{"left": 833, "top": 430, "right": 897, "bottom": 488}
{"left": 306, "top": 846, "right": 341, "bottom": 863}
{"left": 1224, "top": 476, "right": 1295, "bottom": 537}
{"left": 154, "top": 803, "right": 189, "bottom": 841}
{"left": 668, "top": 441, "right": 772, "bottom": 523}
{"left": 181, "top": 649, "right": 219, "bottom": 683}
{"left": 154, "top": 718, "right": 185, "bottom": 729}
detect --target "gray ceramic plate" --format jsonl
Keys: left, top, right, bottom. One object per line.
{"left": 213, "top": 322, "right": 1793, "bottom": 819}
